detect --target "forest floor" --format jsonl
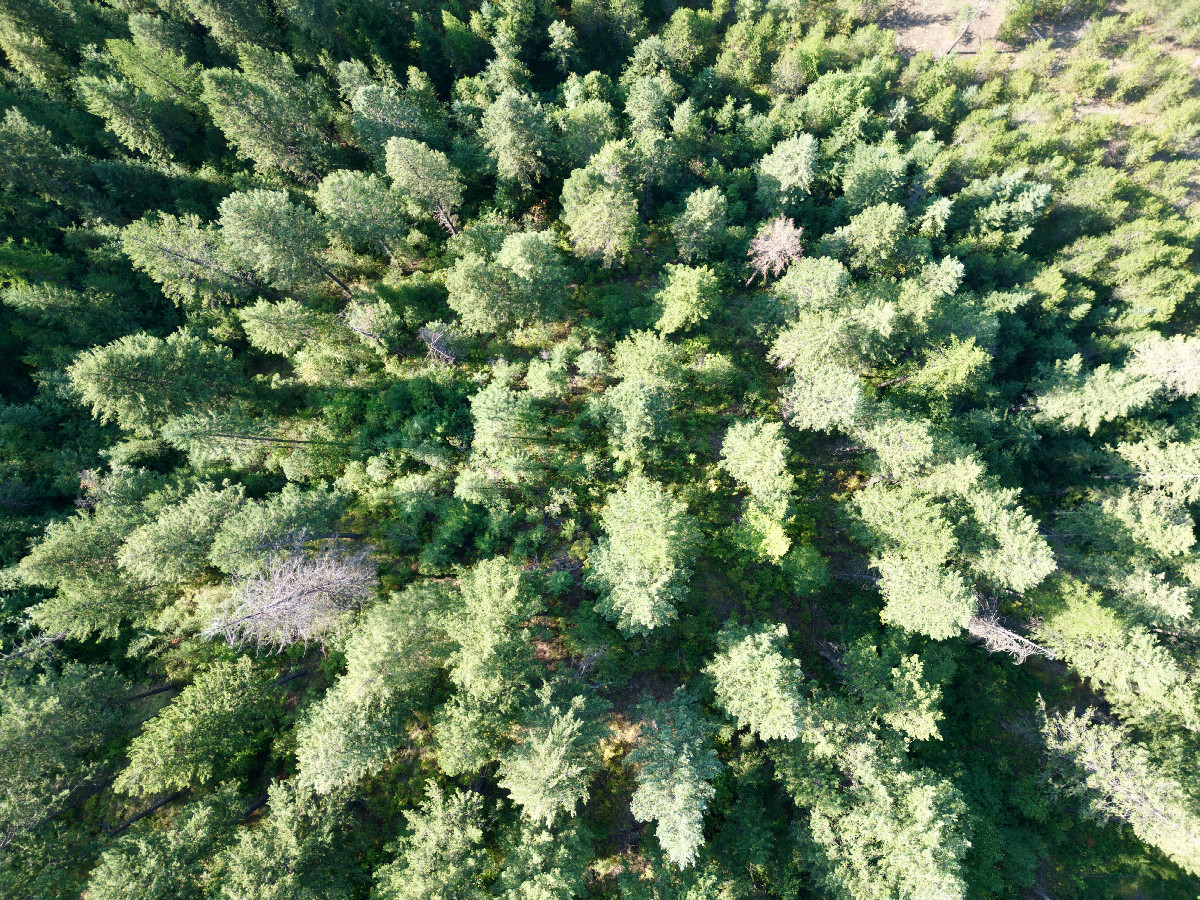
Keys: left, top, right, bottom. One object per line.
{"left": 882, "top": 0, "right": 1006, "bottom": 55}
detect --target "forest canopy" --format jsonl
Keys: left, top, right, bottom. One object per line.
{"left": 2, "top": 0, "right": 1200, "bottom": 897}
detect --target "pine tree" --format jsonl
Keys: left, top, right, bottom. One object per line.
{"left": 114, "top": 657, "right": 279, "bottom": 796}
{"left": 0, "top": 664, "right": 131, "bottom": 851}
{"left": 385, "top": 137, "right": 464, "bottom": 234}
{"left": 201, "top": 45, "right": 336, "bottom": 181}
{"left": 67, "top": 329, "right": 242, "bottom": 434}
{"left": 655, "top": 264, "right": 719, "bottom": 335}
{"left": 218, "top": 189, "right": 347, "bottom": 295}
{"left": 84, "top": 783, "right": 242, "bottom": 900}
{"left": 628, "top": 690, "right": 722, "bottom": 869}
{"left": 498, "top": 681, "right": 610, "bottom": 827}
{"left": 121, "top": 213, "right": 258, "bottom": 308}
{"left": 1042, "top": 705, "right": 1200, "bottom": 876}
{"left": 296, "top": 582, "right": 454, "bottom": 793}
{"left": 118, "top": 482, "right": 245, "bottom": 584}
{"left": 671, "top": 186, "right": 728, "bottom": 262}
{"left": 707, "top": 624, "right": 808, "bottom": 741}
{"left": 756, "top": 134, "right": 818, "bottom": 210}
{"left": 315, "top": 170, "right": 409, "bottom": 256}
{"left": 587, "top": 474, "right": 699, "bottom": 634}
{"left": 560, "top": 149, "right": 640, "bottom": 265}
{"left": 372, "top": 784, "right": 489, "bottom": 900}
{"left": 481, "top": 89, "right": 555, "bottom": 189}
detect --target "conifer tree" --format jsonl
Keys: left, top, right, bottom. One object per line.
{"left": 202, "top": 45, "right": 336, "bottom": 181}
{"left": 628, "top": 690, "right": 722, "bottom": 869}
{"left": 385, "top": 137, "right": 464, "bottom": 235}
{"left": 498, "top": 681, "right": 610, "bottom": 827}
{"left": 1042, "top": 705, "right": 1200, "bottom": 876}
{"left": 707, "top": 624, "right": 808, "bottom": 741}
{"left": 115, "top": 657, "right": 279, "bottom": 796}
{"left": 587, "top": 474, "right": 699, "bottom": 634}
{"left": 67, "top": 330, "right": 242, "bottom": 434}
{"left": 372, "top": 785, "right": 489, "bottom": 900}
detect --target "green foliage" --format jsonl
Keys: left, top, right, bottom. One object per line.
{"left": 655, "top": 264, "right": 720, "bottom": 335}
{"left": 67, "top": 329, "right": 241, "bottom": 434}
{"left": 707, "top": 624, "right": 808, "bottom": 741}
{"left": 587, "top": 474, "right": 700, "bottom": 634}
{"left": 372, "top": 784, "right": 489, "bottom": 900}
{"left": 115, "top": 657, "right": 280, "bottom": 796}
{"left": 6, "top": 2, "right": 1200, "bottom": 895}
{"left": 628, "top": 690, "right": 722, "bottom": 869}
{"left": 498, "top": 680, "right": 610, "bottom": 827}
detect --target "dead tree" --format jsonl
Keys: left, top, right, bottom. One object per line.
{"left": 747, "top": 216, "right": 804, "bottom": 285}
{"left": 203, "top": 546, "right": 377, "bottom": 652}
{"left": 418, "top": 324, "right": 458, "bottom": 365}
{"left": 967, "top": 613, "right": 1055, "bottom": 664}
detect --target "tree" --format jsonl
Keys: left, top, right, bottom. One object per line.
{"left": 802, "top": 748, "right": 971, "bottom": 900}
{"left": 84, "top": 783, "right": 241, "bottom": 900}
{"left": 560, "top": 152, "right": 639, "bottom": 265}
{"left": 672, "top": 186, "right": 728, "bottom": 262}
{"left": 1042, "top": 705, "right": 1200, "bottom": 876}
{"left": 446, "top": 229, "right": 568, "bottom": 333}
{"left": 338, "top": 61, "right": 442, "bottom": 159}
{"left": 600, "top": 379, "right": 671, "bottom": 470}
{"left": 873, "top": 551, "right": 978, "bottom": 641}
{"left": 209, "top": 483, "right": 347, "bottom": 575}
{"left": 203, "top": 546, "right": 378, "bottom": 651}
{"left": 385, "top": 137, "right": 464, "bottom": 234}
{"left": 372, "top": 784, "right": 489, "bottom": 900}
{"left": 756, "top": 134, "right": 818, "bottom": 210}
{"left": 219, "top": 189, "right": 348, "bottom": 295}
{"left": 719, "top": 419, "right": 794, "bottom": 516}
{"left": 841, "top": 138, "right": 907, "bottom": 212}
{"left": 237, "top": 299, "right": 333, "bottom": 358}
{"left": 315, "top": 170, "right": 409, "bottom": 255}
{"left": 628, "top": 690, "right": 722, "bottom": 869}
{"left": 498, "top": 681, "right": 610, "bottom": 827}
{"left": 118, "top": 482, "right": 245, "bottom": 584}
{"left": 444, "top": 556, "right": 542, "bottom": 703}
{"left": 114, "top": 657, "right": 279, "bottom": 796}
{"left": 0, "top": 664, "right": 131, "bottom": 851}
{"left": 1032, "top": 577, "right": 1198, "bottom": 730}
{"left": 179, "top": 0, "right": 276, "bottom": 49}
{"left": 216, "top": 778, "right": 361, "bottom": 900}
{"left": 469, "top": 376, "right": 540, "bottom": 478}
{"left": 121, "top": 213, "right": 257, "bottom": 307}
{"left": 201, "top": 45, "right": 335, "bottom": 181}
{"left": 481, "top": 89, "right": 555, "bottom": 189}
{"left": 1126, "top": 333, "right": 1200, "bottom": 398}
{"left": 819, "top": 203, "right": 924, "bottom": 277}
{"left": 1034, "top": 355, "right": 1159, "bottom": 434}
{"left": 496, "top": 821, "right": 591, "bottom": 900}
{"left": 747, "top": 217, "right": 804, "bottom": 285}
{"left": 296, "top": 582, "right": 454, "bottom": 793}
{"left": 721, "top": 418, "right": 795, "bottom": 560}
{"left": 707, "top": 624, "right": 808, "bottom": 741}
{"left": 67, "top": 329, "right": 241, "bottom": 434}
{"left": 655, "top": 264, "right": 719, "bottom": 335}
{"left": 587, "top": 474, "right": 700, "bottom": 634}
{"left": 557, "top": 97, "right": 618, "bottom": 169}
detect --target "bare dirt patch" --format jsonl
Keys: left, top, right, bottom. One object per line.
{"left": 882, "top": 0, "right": 1008, "bottom": 56}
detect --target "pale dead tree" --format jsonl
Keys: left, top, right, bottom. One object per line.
{"left": 204, "top": 546, "right": 377, "bottom": 652}
{"left": 747, "top": 216, "right": 804, "bottom": 285}
{"left": 418, "top": 323, "right": 458, "bottom": 365}
{"left": 967, "top": 613, "right": 1055, "bottom": 664}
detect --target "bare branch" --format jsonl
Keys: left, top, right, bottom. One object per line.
{"left": 967, "top": 614, "right": 1055, "bottom": 664}
{"left": 747, "top": 217, "right": 804, "bottom": 285}
{"left": 203, "top": 545, "right": 377, "bottom": 653}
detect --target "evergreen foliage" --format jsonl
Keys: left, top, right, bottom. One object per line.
{"left": 3, "top": 2, "right": 1200, "bottom": 896}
